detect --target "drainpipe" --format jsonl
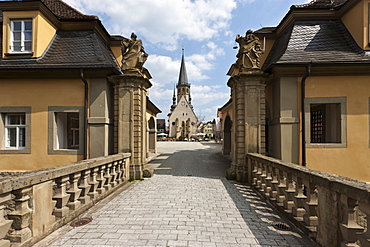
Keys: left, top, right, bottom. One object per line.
{"left": 301, "top": 63, "right": 311, "bottom": 167}
{"left": 80, "top": 69, "right": 88, "bottom": 160}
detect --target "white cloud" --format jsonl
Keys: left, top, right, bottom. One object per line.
{"left": 64, "top": 0, "right": 237, "bottom": 49}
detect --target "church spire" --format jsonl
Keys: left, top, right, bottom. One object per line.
{"left": 172, "top": 84, "right": 176, "bottom": 105}
{"left": 177, "top": 49, "right": 189, "bottom": 86}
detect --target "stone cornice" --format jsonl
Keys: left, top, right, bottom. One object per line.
{"left": 110, "top": 74, "right": 152, "bottom": 89}
{"left": 269, "top": 63, "right": 370, "bottom": 77}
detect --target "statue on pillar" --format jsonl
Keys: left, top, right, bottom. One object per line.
{"left": 235, "top": 30, "right": 264, "bottom": 71}
{"left": 121, "top": 33, "right": 148, "bottom": 72}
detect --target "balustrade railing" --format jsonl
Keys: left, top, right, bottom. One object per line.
{"left": 0, "top": 153, "right": 130, "bottom": 247}
{"left": 247, "top": 153, "right": 370, "bottom": 247}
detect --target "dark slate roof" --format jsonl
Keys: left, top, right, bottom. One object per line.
{"left": 177, "top": 53, "right": 189, "bottom": 86}
{"left": 41, "top": 0, "right": 96, "bottom": 20}
{"left": 0, "top": 31, "right": 121, "bottom": 72}
{"left": 262, "top": 20, "right": 370, "bottom": 70}
{"left": 292, "top": 0, "right": 347, "bottom": 9}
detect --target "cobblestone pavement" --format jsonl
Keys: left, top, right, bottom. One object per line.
{"left": 38, "top": 142, "right": 318, "bottom": 247}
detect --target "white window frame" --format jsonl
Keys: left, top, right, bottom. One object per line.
{"left": 0, "top": 107, "right": 31, "bottom": 154}
{"left": 5, "top": 114, "right": 26, "bottom": 149}
{"left": 10, "top": 19, "right": 32, "bottom": 53}
{"left": 48, "top": 106, "right": 84, "bottom": 155}
{"left": 305, "top": 97, "right": 347, "bottom": 148}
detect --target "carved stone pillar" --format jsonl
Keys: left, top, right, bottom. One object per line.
{"left": 109, "top": 71, "right": 152, "bottom": 180}
{"left": 88, "top": 167, "right": 99, "bottom": 200}
{"left": 52, "top": 175, "right": 70, "bottom": 218}
{"left": 96, "top": 165, "right": 106, "bottom": 195}
{"left": 0, "top": 193, "right": 12, "bottom": 247}
{"left": 66, "top": 172, "right": 82, "bottom": 210}
{"left": 78, "top": 170, "right": 91, "bottom": 205}
{"left": 7, "top": 188, "right": 32, "bottom": 244}
{"left": 226, "top": 70, "right": 267, "bottom": 182}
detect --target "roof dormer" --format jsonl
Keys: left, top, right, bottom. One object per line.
{"left": 341, "top": 0, "right": 370, "bottom": 50}
{"left": 0, "top": 1, "right": 59, "bottom": 59}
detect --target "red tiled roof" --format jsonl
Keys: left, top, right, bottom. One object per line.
{"left": 41, "top": 0, "right": 96, "bottom": 20}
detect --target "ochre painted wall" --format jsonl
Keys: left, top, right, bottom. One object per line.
{"left": 111, "top": 46, "right": 122, "bottom": 68}
{"left": 342, "top": 0, "right": 368, "bottom": 50}
{"left": 0, "top": 79, "right": 84, "bottom": 171}
{"left": 34, "top": 12, "right": 57, "bottom": 57}
{"left": 2, "top": 11, "right": 56, "bottom": 58}
{"left": 305, "top": 76, "right": 370, "bottom": 182}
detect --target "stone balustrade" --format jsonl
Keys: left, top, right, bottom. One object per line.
{"left": 0, "top": 153, "right": 131, "bottom": 247}
{"left": 246, "top": 153, "right": 370, "bottom": 247}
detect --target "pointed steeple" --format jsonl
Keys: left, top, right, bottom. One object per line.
{"left": 177, "top": 49, "right": 189, "bottom": 86}
{"left": 172, "top": 84, "right": 176, "bottom": 105}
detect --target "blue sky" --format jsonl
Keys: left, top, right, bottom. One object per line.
{"left": 64, "top": 0, "right": 310, "bottom": 123}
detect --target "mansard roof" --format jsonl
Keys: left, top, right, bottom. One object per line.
{"left": 262, "top": 19, "right": 370, "bottom": 71}
{"left": 0, "top": 31, "right": 121, "bottom": 73}
{"left": 292, "top": 0, "right": 348, "bottom": 9}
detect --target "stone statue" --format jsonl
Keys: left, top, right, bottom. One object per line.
{"left": 235, "top": 30, "right": 264, "bottom": 71}
{"left": 121, "top": 33, "right": 148, "bottom": 71}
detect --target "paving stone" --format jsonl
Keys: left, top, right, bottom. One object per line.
{"left": 37, "top": 142, "right": 318, "bottom": 247}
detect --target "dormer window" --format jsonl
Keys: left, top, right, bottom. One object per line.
{"left": 10, "top": 19, "right": 32, "bottom": 53}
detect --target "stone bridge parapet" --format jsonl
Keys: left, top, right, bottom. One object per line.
{"left": 0, "top": 153, "right": 131, "bottom": 247}
{"left": 246, "top": 153, "right": 370, "bottom": 247}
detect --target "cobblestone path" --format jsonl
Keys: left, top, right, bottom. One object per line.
{"left": 37, "top": 142, "right": 317, "bottom": 247}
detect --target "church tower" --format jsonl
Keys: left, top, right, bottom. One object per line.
{"left": 177, "top": 52, "right": 191, "bottom": 104}
{"left": 168, "top": 50, "right": 198, "bottom": 139}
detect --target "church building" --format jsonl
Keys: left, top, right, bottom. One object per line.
{"left": 168, "top": 53, "right": 198, "bottom": 139}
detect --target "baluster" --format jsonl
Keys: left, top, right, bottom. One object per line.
{"left": 339, "top": 195, "right": 363, "bottom": 246}
{"left": 110, "top": 162, "right": 118, "bottom": 188}
{"left": 269, "top": 167, "right": 278, "bottom": 201}
{"left": 116, "top": 160, "right": 124, "bottom": 184}
{"left": 96, "top": 165, "right": 106, "bottom": 195}
{"left": 292, "top": 176, "right": 306, "bottom": 221}
{"left": 357, "top": 202, "right": 370, "bottom": 246}
{"left": 52, "top": 175, "right": 70, "bottom": 218}
{"left": 78, "top": 169, "right": 91, "bottom": 205}
{"left": 121, "top": 159, "right": 128, "bottom": 183}
{"left": 66, "top": 172, "right": 82, "bottom": 210}
{"left": 264, "top": 163, "right": 273, "bottom": 198}
{"left": 276, "top": 169, "right": 286, "bottom": 207}
{"left": 259, "top": 163, "right": 267, "bottom": 193}
{"left": 0, "top": 193, "right": 13, "bottom": 247}
{"left": 252, "top": 159, "right": 258, "bottom": 186}
{"left": 255, "top": 163, "right": 262, "bottom": 190}
{"left": 283, "top": 171, "right": 295, "bottom": 213}
{"left": 104, "top": 164, "right": 112, "bottom": 191}
{"left": 303, "top": 181, "right": 318, "bottom": 232}
{"left": 7, "top": 188, "right": 32, "bottom": 244}
{"left": 88, "top": 167, "right": 99, "bottom": 200}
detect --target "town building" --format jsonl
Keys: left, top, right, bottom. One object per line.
{"left": 222, "top": 0, "right": 370, "bottom": 182}
{"left": 168, "top": 52, "right": 198, "bottom": 139}
{"left": 156, "top": 119, "right": 166, "bottom": 134}
{"left": 0, "top": 0, "right": 160, "bottom": 177}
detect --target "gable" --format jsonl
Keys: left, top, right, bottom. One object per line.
{"left": 169, "top": 96, "right": 197, "bottom": 122}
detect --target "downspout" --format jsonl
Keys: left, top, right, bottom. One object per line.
{"left": 80, "top": 69, "right": 88, "bottom": 160}
{"left": 301, "top": 63, "right": 311, "bottom": 167}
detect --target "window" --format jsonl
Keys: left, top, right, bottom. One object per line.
{"left": 0, "top": 107, "right": 31, "bottom": 154}
{"left": 310, "top": 103, "right": 342, "bottom": 143}
{"left": 305, "top": 97, "right": 346, "bottom": 148}
{"left": 10, "top": 19, "right": 32, "bottom": 53}
{"left": 48, "top": 107, "right": 84, "bottom": 155}
{"left": 55, "top": 112, "right": 79, "bottom": 149}
{"left": 5, "top": 114, "right": 25, "bottom": 149}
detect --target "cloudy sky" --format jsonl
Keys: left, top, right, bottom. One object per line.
{"left": 63, "top": 0, "right": 310, "bottom": 122}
